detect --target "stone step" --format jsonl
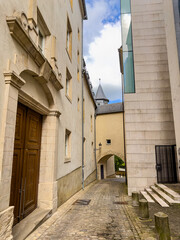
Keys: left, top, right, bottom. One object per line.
{"left": 155, "top": 183, "right": 180, "bottom": 201}
{"left": 150, "top": 186, "right": 180, "bottom": 205}
{"left": 145, "top": 188, "right": 169, "bottom": 207}
{"left": 13, "top": 208, "right": 52, "bottom": 240}
{"left": 140, "top": 190, "right": 155, "bottom": 203}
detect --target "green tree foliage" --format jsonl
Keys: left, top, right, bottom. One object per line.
{"left": 114, "top": 155, "right": 125, "bottom": 171}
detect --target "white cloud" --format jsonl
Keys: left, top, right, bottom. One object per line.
{"left": 83, "top": 0, "right": 120, "bottom": 55}
{"left": 84, "top": 21, "right": 122, "bottom": 101}
{"left": 84, "top": 0, "right": 109, "bottom": 55}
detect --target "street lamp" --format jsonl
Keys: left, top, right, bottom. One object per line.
{"left": 94, "top": 142, "right": 102, "bottom": 152}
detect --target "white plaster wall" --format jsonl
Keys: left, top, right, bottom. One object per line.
{"left": 0, "top": 1, "right": 28, "bottom": 137}
{"left": 83, "top": 79, "right": 96, "bottom": 181}
{"left": 125, "top": 0, "right": 176, "bottom": 195}
{"left": 52, "top": 0, "right": 84, "bottom": 179}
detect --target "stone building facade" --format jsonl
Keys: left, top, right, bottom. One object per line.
{"left": 120, "top": 0, "right": 180, "bottom": 195}
{"left": 0, "top": 0, "right": 96, "bottom": 238}
{"left": 95, "top": 83, "right": 125, "bottom": 180}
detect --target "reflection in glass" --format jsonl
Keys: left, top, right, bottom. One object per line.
{"left": 122, "top": 14, "right": 132, "bottom": 52}
{"left": 121, "top": 0, "right": 131, "bottom": 14}
{"left": 123, "top": 52, "right": 135, "bottom": 93}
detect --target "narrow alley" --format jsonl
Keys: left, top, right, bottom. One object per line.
{"left": 27, "top": 179, "right": 155, "bottom": 240}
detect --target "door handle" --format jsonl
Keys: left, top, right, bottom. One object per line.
{"left": 156, "top": 164, "right": 162, "bottom": 171}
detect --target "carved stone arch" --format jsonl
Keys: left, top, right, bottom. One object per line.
{"left": 20, "top": 69, "right": 55, "bottom": 107}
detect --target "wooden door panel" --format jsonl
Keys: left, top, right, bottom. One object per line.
{"left": 25, "top": 109, "right": 42, "bottom": 150}
{"left": 23, "top": 149, "right": 39, "bottom": 217}
{"left": 10, "top": 103, "right": 42, "bottom": 225}
{"left": 10, "top": 149, "right": 24, "bottom": 225}
{"left": 14, "top": 104, "right": 26, "bottom": 148}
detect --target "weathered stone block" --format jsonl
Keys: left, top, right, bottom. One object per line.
{"left": 0, "top": 206, "right": 14, "bottom": 240}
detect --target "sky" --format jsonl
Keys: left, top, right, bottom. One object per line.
{"left": 83, "top": 0, "right": 122, "bottom": 103}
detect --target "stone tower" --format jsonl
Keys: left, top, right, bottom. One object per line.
{"left": 95, "top": 80, "right": 109, "bottom": 106}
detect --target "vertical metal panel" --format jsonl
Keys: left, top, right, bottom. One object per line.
{"left": 155, "top": 145, "right": 177, "bottom": 183}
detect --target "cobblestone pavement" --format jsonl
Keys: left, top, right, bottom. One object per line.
{"left": 27, "top": 179, "right": 156, "bottom": 240}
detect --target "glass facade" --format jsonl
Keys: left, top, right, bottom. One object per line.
{"left": 120, "top": 0, "right": 135, "bottom": 93}
{"left": 121, "top": 0, "right": 131, "bottom": 14}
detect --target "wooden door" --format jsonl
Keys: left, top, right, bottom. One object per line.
{"left": 155, "top": 145, "right": 177, "bottom": 184}
{"left": 10, "top": 103, "right": 42, "bottom": 225}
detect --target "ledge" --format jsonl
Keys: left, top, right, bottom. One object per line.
{"left": 49, "top": 110, "right": 61, "bottom": 118}
{"left": 6, "top": 16, "right": 63, "bottom": 91}
{"left": 4, "top": 71, "right": 25, "bottom": 90}
{"left": 6, "top": 16, "right": 45, "bottom": 67}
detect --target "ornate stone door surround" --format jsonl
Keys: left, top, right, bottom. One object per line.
{"left": 0, "top": 70, "right": 60, "bottom": 238}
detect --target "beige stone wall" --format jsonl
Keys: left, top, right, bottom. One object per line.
{"left": 106, "top": 156, "right": 115, "bottom": 177}
{"left": 96, "top": 112, "right": 124, "bottom": 162}
{"left": 84, "top": 170, "right": 96, "bottom": 187}
{"left": 124, "top": 0, "right": 176, "bottom": 195}
{"left": 163, "top": 0, "right": 180, "bottom": 181}
{"left": 57, "top": 167, "right": 82, "bottom": 207}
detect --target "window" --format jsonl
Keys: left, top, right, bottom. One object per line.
{"left": 77, "top": 68, "right": 80, "bottom": 82}
{"left": 106, "top": 139, "right": 111, "bottom": 145}
{"left": 77, "top": 97, "right": 80, "bottom": 111}
{"left": 38, "top": 29, "right": 44, "bottom": 53}
{"left": 78, "top": 28, "right": 80, "bottom": 41}
{"left": 37, "top": 8, "right": 51, "bottom": 55}
{"left": 91, "top": 115, "right": 93, "bottom": 132}
{"left": 66, "top": 68, "right": 72, "bottom": 101}
{"left": 120, "top": 0, "right": 135, "bottom": 93}
{"left": 65, "top": 129, "right": 71, "bottom": 159}
{"left": 77, "top": 50, "right": 80, "bottom": 64}
{"left": 66, "top": 17, "right": 72, "bottom": 59}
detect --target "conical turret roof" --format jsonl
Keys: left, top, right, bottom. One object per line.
{"left": 95, "top": 83, "right": 109, "bottom": 102}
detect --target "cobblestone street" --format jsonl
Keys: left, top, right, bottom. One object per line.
{"left": 27, "top": 179, "right": 155, "bottom": 240}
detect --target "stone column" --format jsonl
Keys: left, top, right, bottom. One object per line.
{"left": 38, "top": 110, "right": 60, "bottom": 212}
{"left": 0, "top": 71, "right": 25, "bottom": 240}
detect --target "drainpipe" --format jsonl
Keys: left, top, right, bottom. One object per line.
{"left": 82, "top": 22, "right": 85, "bottom": 190}
{"left": 94, "top": 112, "right": 98, "bottom": 180}
{"left": 82, "top": 73, "right": 84, "bottom": 190}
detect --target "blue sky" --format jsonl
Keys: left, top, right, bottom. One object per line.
{"left": 83, "top": 0, "right": 122, "bottom": 102}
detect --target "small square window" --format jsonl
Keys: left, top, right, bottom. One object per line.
{"left": 106, "top": 139, "right": 111, "bottom": 145}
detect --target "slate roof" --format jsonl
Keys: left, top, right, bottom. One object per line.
{"left": 96, "top": 102, "right": 124, "bottom": 115}
{"left": 95, "top": 84, "right": 109, "bottom": 102}
{"left": 81, "top": 0, "right": 87, "bottom": 19}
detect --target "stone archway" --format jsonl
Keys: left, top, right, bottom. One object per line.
{"left": 97, "top": 151, "right": 125, "bottom": 180}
